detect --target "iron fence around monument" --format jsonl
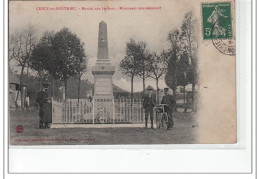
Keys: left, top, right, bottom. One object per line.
{"left": 114, "top": 99, "right": 144, "bottom": 123}
{"left": 51, "top": 98, "right": 145, "bottom": 124}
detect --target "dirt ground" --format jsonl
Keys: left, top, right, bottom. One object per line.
{"left": 9, "top": 109, "right": 199, "bottom": 145}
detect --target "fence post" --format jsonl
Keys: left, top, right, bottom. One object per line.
{"left": 66, "top": 100, "right": 68, "bottom": 123}
{"left": 64, "top": 100, "right": 66, "bottom": 123}
{"left": 113, "top": 99, "right": 115, "bottom": 124}
{"left": 140, "top": 99, "right": 142, "bottom": 122}
{"left": 119, "top": 99, "right": 121, "bottom": 122}
{"left": 62, "top": 102, "right": 64, "bottom": 123}
{"left": 92, "top": 98, "right": 95, "bottom": 124}
{"left": 130, "top": 98, "right": 132, "bottom": 122}
{"left": 139, "top": 99, "right": 142, "bottom": 122}
{"left": 51, "top": 97, "right": 53, "bottom": 124}
{"left": 69, "top": 100, "right": 71, "bottom": 123}
{"left": 80, "top": 101, "right": 83, "bottom": 121}
{"left": 76, "top": 101, "right": 78, "bottom": 122}
{"left": 133, "top": 99, "right": 135, "bottom": 123}
{"left": 66, "top": 100, "right": 69, "bottom": 123}
{"left": 126, "top": 99, "right": 128, "bottom": 122}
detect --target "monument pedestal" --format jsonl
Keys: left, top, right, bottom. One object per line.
{"left": 92, "top": 66, "right": 115, "bottom": 122}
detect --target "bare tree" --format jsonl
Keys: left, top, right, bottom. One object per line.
{"left": 176, "top": 52, "right": 193, "bottom": 112}
{"left": 180, "top": 11, "right": 198, "bottom": 111}
{"left": 149, "top": 53, "right": 167, "bottom": 104}
{"left": 119, "top": 39, "right": 141, "bottom": 101}
{"left": 135, "top": 41, "right": 152, "bottom": 94}
{"left": 164, "top": 29, "right": 181, "bottom": 101}
{"left": 9, "top": 25, "right": 37, "bottom": 108}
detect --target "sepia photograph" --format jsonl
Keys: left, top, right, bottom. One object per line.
{"left": 9, "top": 0, "right": 236, "bottom": 145}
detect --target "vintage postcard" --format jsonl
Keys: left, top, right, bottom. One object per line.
{"left": 9, "top": 0, "right": 236, "bottom": 145}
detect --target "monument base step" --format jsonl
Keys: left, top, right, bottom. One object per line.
{"left": 51, "top": 123, "right": 157, "bottom": 128}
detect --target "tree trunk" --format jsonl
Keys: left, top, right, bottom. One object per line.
{"left": 143, "top": 77, "right": 145, "bottom": 93}
{"left": 64, "top": 79, "right": 67, "bottom": 100}
{"left": 64, "top": 80, "right": 67, "bottom": 120}
{"left": 52, "top": 78, "right": 55, "bottom": 98}
{"left": 189, "top": 40, "right": 196, "bottom": 112}
{"left": 130, "top": 75, "right": 134, "bottom": 120}
{"left": 27, "top": 66, "right": 29, "bottom": 75}
{"left": 156, "top": 78, "right": 159, "bottom": 104}
{"left": 172, "top": 61, "right": 177, "bottom": 98}
{"left": 142, "top": 77, "right": 145, "bottom": 100}
{"left": 192, "top": 83, "right": 195, "bottom": 111}
{"left": 173, "top": 61, "right": 177, "bottom": 112}
{"left": 39, "top": 76, "right": 41, "bottom": 91}
{"left": 38, "top": 71, "right": 43, "bottom": 91}
{"left": 131, "top": 75, "right": 134, "bottom": 101}
{"left": 78, "top": 77, "right": 81, "bottom": 103}
{"left": 183, "top": 86, "right": 186, "bottom": 104}
{"left": 183, "top": 85, "right": 187, "bottom": 113}
{"left": 15, "top": 66, "right": 25, "bottom": 108}
{"left": 187, "top": 29, "right": 196, "bottom": 112}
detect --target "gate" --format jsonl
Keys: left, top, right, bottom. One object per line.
{"left": 52, "top": 99, "right": 63, "bottom": 124}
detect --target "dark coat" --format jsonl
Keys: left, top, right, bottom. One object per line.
{"left": 143, "top": 93, "right": 156, "bottom": 109}
{"left": 43, "top": 103, "right": 52, "bottom": 123}
{"left": 36, "top": 90, "right": 52, "bottom": 123}
{"left": 36, "top": 91, "right": 48, "bottom": 106}
{"left": 161, "top": 94, "right": 176, "bottom": 110}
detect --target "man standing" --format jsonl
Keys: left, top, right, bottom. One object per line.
{"left": 36, "top": 83, "right": 51, "bottom": 129}
{"left": 143, "top": 87, "right": 156, "bottom": 129}
{"left": 161, "top": 88, "right": 176, "bottom": 130}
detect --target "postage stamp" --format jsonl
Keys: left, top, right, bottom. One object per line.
{"left": 202, "top": 2, "right": 232, "bottom": 40}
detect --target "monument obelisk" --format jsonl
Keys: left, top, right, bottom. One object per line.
{"left": 92, "top": 21, "right": 115, "bottom": 121}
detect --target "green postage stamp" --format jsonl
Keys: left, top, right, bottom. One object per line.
{"left": 202, "top": 2, "right": 232, "bottom": 40}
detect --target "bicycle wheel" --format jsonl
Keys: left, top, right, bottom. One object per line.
{"left": 162, "top": 113, "right": 168, "bottom": 131}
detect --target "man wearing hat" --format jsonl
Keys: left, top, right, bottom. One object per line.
{"left": 143, "top": 86, "right": 156, "bottom": 129}
{"left": 161, "top": 88, "right": 176, "bottom": 130}
{"left": 36, "top": 83, "right": 51, "bottom": 128}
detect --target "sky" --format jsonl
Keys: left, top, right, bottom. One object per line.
{"left": 9, "top": 0, "right": 196, "bottom": 92}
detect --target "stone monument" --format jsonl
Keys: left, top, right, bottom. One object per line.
{"left": 92, "top": 21, "right": 115, "bottom": 122}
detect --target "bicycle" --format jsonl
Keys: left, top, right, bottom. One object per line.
{"left": 154, "top": 104, "right": 169, "bottom": 131}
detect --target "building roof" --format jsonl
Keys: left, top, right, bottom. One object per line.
{"left": 113, "top": 85, "right": 129, "bottom": 93}
{"left": 84, "top": 81, "right": 129, "bottom": 95}
{"left": 145, "top": 85, "right": 155, "bottom": 91}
